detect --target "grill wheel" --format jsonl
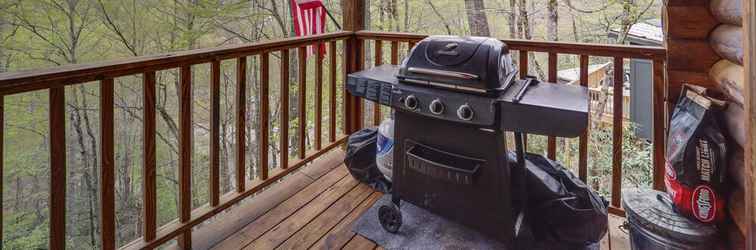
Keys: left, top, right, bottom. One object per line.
{"left": 378, "top": 204, "right": 402, "bottom": 233}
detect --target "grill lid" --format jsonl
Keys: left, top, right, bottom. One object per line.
{"left": 398, "top": 36, "right": 515, "bottom": 93}
{"left": 425, "top": 37, "right": 484, "bottom": 66}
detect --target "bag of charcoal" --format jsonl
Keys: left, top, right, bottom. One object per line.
{"left": 665, "top": 84, "right": 729, "bottom": 223}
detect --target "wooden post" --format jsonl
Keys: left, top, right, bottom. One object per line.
{"left": 0, "top": 96, "right": 3, "bottom": 246}
{"left": 142, "top": 72, "right": 157, "bottom": 243}
{"left": 236, "top": 57, "right": 247, "bottom": 192}
{"left": 578, "top": 55, "right": 589, "bottom": 183}
{"left": 652, "top": 59, "right": 666, "bottom": 191}
{"left": 260, "top": 52, "right": 270, "bottom": 179}
{"left": 329, "top": 41, "right": 338, "bottom": 142}
{"left": 342, "top": 0, "right": 365, "bottom": 134}
{"left": 100, "top": 78, "right": 116, "bottom": 250}
{"left": 210, "top": 61, "right": 221, "bottom": 206}
{"left": 49, "top": 87, "right": 66, "bottom": 250}
{"left": 547, "top": 52, "right": 558, "bottom": 160}
{"left": 611, "top": 57, "right": 624, "bottom": 208}
{"left": 743, "top": 0, "right": 756, "bottom": 247}
{"left": 280, "top": 50, "right": 290, "bottom": 169}
{"left": 298, "top": 47, "right": 307, "bottom": 159}
{"left": 177, "top": 66, "right": 193, "bottom": 248}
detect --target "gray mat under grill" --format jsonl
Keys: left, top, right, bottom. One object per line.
{"left": 352, "top": 195, "right": 506, "bottom": 249}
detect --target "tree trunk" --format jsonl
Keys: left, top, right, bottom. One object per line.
{"left": 404, "top": 0, "right": 409, "bottom": 31}
{"left": 509, "top": 0, "right": 518, "bottom": 38}
{"left": 465, "top": 0, "right": 490, "bottom": 36}
{"left": 518, "top": 0, "right": 530, "bottom": 39}
{"left": 547, "top": 0, "right": 559, "bottom": 41}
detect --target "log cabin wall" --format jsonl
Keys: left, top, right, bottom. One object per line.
{"left": 664, "top": 0, "right": 720, "bottom": 99}
{"left": 666, "top": 0, "right": 747, "bottom": 248}
{"left": 744, "top": 0, "right": 755, "bottom": 248}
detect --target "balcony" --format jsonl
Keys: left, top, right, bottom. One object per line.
{"left": 0, "top": 30, "right": 666, "bottom": 249}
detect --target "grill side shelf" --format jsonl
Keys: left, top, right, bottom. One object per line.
{"left": 346, "top": 65, "right": 399, "bottom": 105}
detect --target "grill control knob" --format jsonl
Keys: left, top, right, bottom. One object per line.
{"left": 457, "top": 104, "right": 474, "bottom": 121}
{"left": 404, "top": 95, "right": 419, "bottom": 110}
{"left": 429, "top": 99, "right": 445, "bottom": 115}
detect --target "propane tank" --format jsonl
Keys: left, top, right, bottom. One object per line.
{"left": 376, "top": 118, "right": 394, "bottom": 181}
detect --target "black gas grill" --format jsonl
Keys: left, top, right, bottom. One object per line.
{"left": 346, "top": 36, "right": 589, "bottom": 248}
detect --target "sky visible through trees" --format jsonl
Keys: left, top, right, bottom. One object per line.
{"left": 0, "top": 0, "right": 660, "bottom": 248}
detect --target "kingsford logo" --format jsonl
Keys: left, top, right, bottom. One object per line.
{"left": 692, "top": 185, "right": 716, "bottom": 222}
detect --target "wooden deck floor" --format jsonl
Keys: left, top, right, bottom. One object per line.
{"left": 193, "top": 149, "right": 629, "bottom": 250}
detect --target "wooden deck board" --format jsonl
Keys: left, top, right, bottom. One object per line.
{"left": 608, "top": 214, "right": 631, "bottom": 250}
{"left": 244, "top": 178, "right": 367, "bottom": 249}
{"left": 276, "top": 188, "right": 375, "bottom": 249}
{"left": 190, "top": 150, "right": 345, "bottom": 249}
{"left": 211, "top": 167, "right": 349, "bottom": 249}
{"left": 208, "top": 157, "right": 631, "bottom": 250}
{"left": 310, "top": 192, "right": 383, "bottom": 250}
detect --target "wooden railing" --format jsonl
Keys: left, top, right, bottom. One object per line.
{"left": 0, "top": 31, "right": 353, "bottom": 250}
{"left": 354, "top": 31, "right": 668, "bottom": 216}
{"left": 0, "top": 30, "right": 667, "bottom": 249}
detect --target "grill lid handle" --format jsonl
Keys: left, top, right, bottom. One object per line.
{"left": 407, "top": 67, "right": 480, "bottom": 80}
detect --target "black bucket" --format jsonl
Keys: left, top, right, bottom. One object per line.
{"left": 622, "top": 189, "right": 719, "bottom": 250}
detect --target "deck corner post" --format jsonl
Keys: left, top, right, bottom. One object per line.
{"left": 342, "top": 0, "right": 366, "bottom": 134}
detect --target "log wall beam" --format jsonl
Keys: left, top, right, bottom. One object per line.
{"left": 743, "top": 0, "right": 756, "bottom": 248}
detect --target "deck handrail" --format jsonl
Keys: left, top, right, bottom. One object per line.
{"left": 0, "top": 31, "right": 668, "bottom": 249}
{"left": 355, "top": 31, "right": 667, "bottom": 60}
{"left": 0, "top": 31, "right": 353, "bottom": 95}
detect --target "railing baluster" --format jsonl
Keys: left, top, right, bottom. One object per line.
{"left": 298, "top": 47, "right": 307, "bottom": 159}
{"left": 236, "top": 57, "right": 247, "bottom": 192}
{"left": 652, "top": 59, "right": 666, "bottom": 191}
{"left": 260, "top": 53, "right": 270, "bottom": 180}
{"left": 345, "top": 37, "right": 361, "bottom": 134}
{"left": 315, "top": 46, "right": 323, "bottom": 150}
{"left": 519, "top": 51, "right": 529, "bottom": 150}
{"left": 373, "top": 40, "right": 383, "bottom": 126}
{"left": 0, "top": 95, "right": 3, "bottom": 246}
{"left": 210, "top": 61, "right": 221, "bottom": 206}
{"left": 579, "top": 55, "right": 589, "bottom": 183}
{"left": 391, "top": 41, "right": 399, "bottom": 65}
{"left": 178, "top": 65, "right": 193, "bottom": 248}
{"left": 100, "top": 78, "right": 116, "bottom": 250}
{"left": 611, "top": 57, "right": 624, "bottom": 208}
{"left": 49, "top": 86, "right": 66, "bottom": 250}
{"left": 329, "top": 41, "right": 337, "bottom": 142}
{"left": 356, "top": 38, "right": 365, "bottom": 130}
{"left": 280, "top": 50, "right": 290, "bottom": 169}
{"left": 547, "top": 53, "right": 558, "bottom": 160}
{"left": 142, "top": 72, "right": 157, "bottom": 243}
